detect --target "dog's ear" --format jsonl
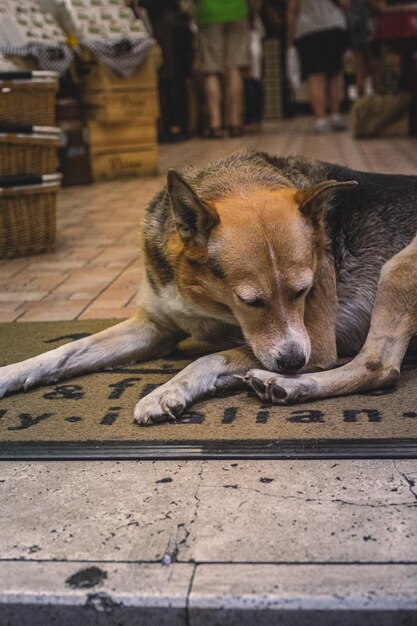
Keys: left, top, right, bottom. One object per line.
{"left": 167, "top": 169, "right": 219, "bottom": 246}
{"left": 297, "top": 180, "right": 358, "bottom": 226}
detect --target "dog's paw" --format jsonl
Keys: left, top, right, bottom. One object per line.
{"left": 245, "top": 369, "right": 318, "bottom": 404}
{"left": 134, "top": 383, "right": 189, "bottom": 426}
{"left": 0, "top": 365, "right": 35, "bottom": 398}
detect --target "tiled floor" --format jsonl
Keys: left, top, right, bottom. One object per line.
{"left": 2, "top": 117, "right": 417, "bottom": 624}
{"left": 1, "top": 117, "right": 416, "bottom": 323}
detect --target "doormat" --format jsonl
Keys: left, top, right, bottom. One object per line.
{"left": 1, "top": 320, "right": 417, "bottom": 460}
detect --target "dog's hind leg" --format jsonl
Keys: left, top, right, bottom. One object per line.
{"left": 0, "top": 308, "right": 180, "bottom": 398}
{"left": 246, "top": 235, "right": 417, "bottom": 404}
{"left": 134, "top": 347, "right": 257, "bottom": 425}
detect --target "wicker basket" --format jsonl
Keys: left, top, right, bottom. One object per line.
{"left": 0, "top": 176, "right": 61, "bottom": 258}
{"left": 0, "top": 129, "right": 60, "bottom": 177}
{"left": 0, "top": 72, "right": 59, "bottom": 127}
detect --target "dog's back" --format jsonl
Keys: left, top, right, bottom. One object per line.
{"left": 323, "top": 162, "right": 417, "bottom": 354}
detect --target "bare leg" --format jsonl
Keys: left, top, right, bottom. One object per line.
{"left": 308, "top": 73, "right": 327, "bottom": 119}
{"left": 134, "top": 347, "right": 256, "bottom": 425}
{"left": 328, "top": 72, "right": 343, "bottom": 115}
{"left": 227, "top": 67, "right": 243, "bottom": 128}
{"left": 246, "top": 237, "right": 417, "bottom": 404}
{"left": 0, "top": 308, "right": 180, "bottom": 398}
{"left": 205, "top": 73, "right": 223, "bottom": 129}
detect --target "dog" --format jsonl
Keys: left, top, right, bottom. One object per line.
{"left": 1, "top": 150, "right": 417, "bottom": 425}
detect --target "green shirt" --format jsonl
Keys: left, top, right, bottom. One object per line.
{"left": 197, "top": 0, "right": 248, "bottom": 26}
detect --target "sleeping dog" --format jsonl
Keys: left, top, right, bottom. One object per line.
{"left": 1, "top": 150, "right": 417, "bottom": 425}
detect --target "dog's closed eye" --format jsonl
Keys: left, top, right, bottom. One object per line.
{"left": 292, "top": 287, "right": 308, "bottom": 300}
{"left": 237, "top": 295, "right": 265, "bottom": 308}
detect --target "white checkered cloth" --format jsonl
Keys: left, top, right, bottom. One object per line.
{"left": 0, "top": 43, "right": 74, "bottom": 75}
{"left": 78, "top": 36, "right": 153, "bottom": 77}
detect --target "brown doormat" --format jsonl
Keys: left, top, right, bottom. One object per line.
{"left": 1, "top": 320, "right": 417, "bottom": 460}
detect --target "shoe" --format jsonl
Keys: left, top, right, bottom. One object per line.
{"left": 330, "top": 114, "right": 347, "bottom": 131}
{"left": 204, "top": 127, "right": 225, "bottom": 139}
{"left": 229, "top": 125, "right": 244, "bottom": 138}
{"left": 313, "top": 118, "right": 329, "bottom": 134}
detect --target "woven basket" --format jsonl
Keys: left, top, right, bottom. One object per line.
{"left": 0, "top": 77, "right": 58, "bottom": 126}
{"left": 0, "top": 180, "right": 60, "bottom": 258}
{"left": 0, "top": 131, "right": 60, "bottom": 177}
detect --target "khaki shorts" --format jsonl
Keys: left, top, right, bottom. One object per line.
{"left": 198, "top": 20, "right": 249, "bottom": 73}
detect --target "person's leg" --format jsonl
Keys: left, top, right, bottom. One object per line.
{"left": 157, "top": 78, "right": 171, "bottom": 141}
{"left": 328, "top": 72, "right": 343, "bottom": 114}
{"left": 227, "top": 66, "right": 244, "bottom": 129}
{"left": 225, "top": 20, "right": 249, "bottom": 134}
{"left": 328, "top": 72, "right": 347, "bottom": 130}
{"left": 244, "top": 78, "right": 262, "bottom": 129}
{"left": 324, "top": 28, "right": 348, "bottom": 130}
{"left": 253, "top": 78, "right": 263, "bottom": 124}
{"left": 353, "top": 49, "right": 367, "bottom": 97}
{"left": 308, "top": 73, "right": 328, "bottom": 131}
{"left": 205, "top": 73, "right": 224, "bottom": 131}
{"left": 198, "top": 23, "right": 225, "bottom": 136}
{"left": 164, "top": 78, "right": 188, "bottom": 140}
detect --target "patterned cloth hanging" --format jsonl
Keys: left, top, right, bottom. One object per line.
{"left": 78, "top": 36, "right": 154, "bottom": 78}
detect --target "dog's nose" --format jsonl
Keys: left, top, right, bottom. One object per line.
{"left": 276, "top": 354, "right": 306, "bottom": 373}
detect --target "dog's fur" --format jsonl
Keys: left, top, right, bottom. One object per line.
{"left": 1, "top": 150, "right": 417, "bottom": 424}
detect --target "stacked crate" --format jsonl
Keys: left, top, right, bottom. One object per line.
{"left": 81, "top": 45, "right": 160, "bottom": 181}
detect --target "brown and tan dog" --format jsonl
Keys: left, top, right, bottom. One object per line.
{"left": 1, "top": 151, "right": 417, "bottom": 424}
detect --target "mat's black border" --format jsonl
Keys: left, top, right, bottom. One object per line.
{"left": 1, "top": 439, "right": 417, "bottom": 460}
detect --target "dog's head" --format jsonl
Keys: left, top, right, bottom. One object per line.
{"left": 167, "top": 169, "right": 356, "bottom": 373}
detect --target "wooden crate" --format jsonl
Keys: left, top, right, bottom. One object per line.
{"left": 81, "top": 44, "right": 161, "bottom": 93}
{"left": 83, "top": 88, "right": 159, "bottom": 124}
{"left": 87, "top": 119, "right": 157, "bottom": 149}
{"left": 90, "top": 144, "right": 159, "bottom": 181}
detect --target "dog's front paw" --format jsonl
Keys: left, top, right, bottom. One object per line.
{"left": 0, "top": 365, "right": 36, "bottom": 398}
{"left": 245, "top": 369, "right": 318, "bottom": 404}
{"left": 134, "top": 383, "right": 189, "bottom": 426}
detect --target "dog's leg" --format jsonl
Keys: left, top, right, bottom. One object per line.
{"left": 134, "top": 347, "right": 256, "bottom": 425}
{"left": 246, "top": 236, "right": 417, "bottom": 404}
{"left": 0, "top": 308, "right": 180, "bottom": 398}
{"left": 303, "top": 251, "right": 338, "bottom": 372}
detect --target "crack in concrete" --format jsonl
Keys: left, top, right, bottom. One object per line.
{"left": 161, "top": 462, "right": 205, "bottom": 564}
{"left": 201, "top": 483, "right": 417, "bottom": 508}
{"left": 393, "top": 461, "right": 417, "bottom": 504}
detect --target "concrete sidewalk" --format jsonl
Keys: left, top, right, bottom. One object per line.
{"left": 1, "top": 459, "right": 417, "bottom": 624}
